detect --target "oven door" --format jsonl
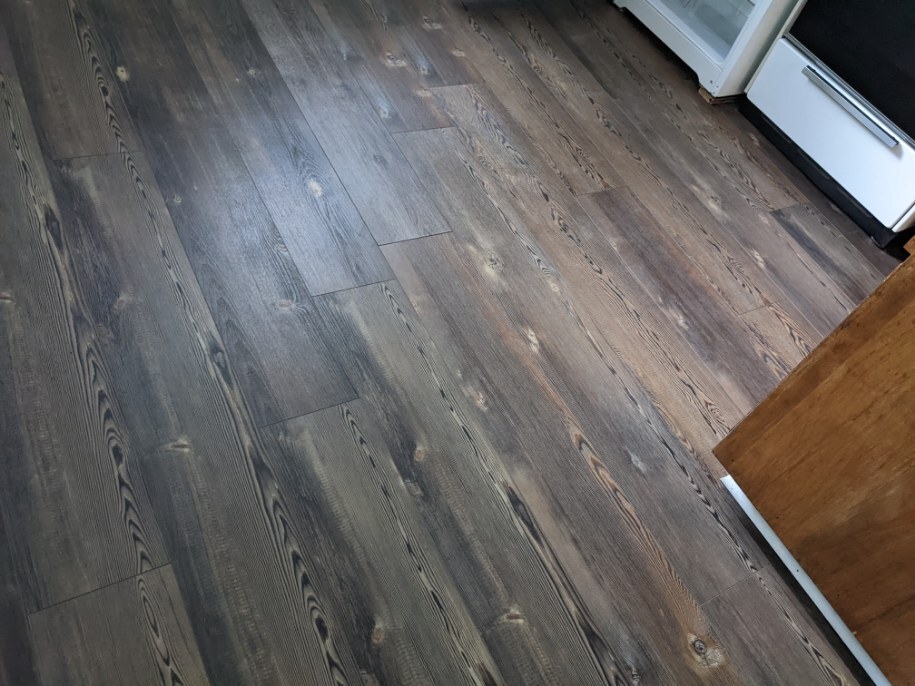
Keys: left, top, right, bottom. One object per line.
{"left": 748, "top": 37, "right": 915, "bottom": 229}
{"left": 789, "top": 0, "right": 915, "bottom": 141}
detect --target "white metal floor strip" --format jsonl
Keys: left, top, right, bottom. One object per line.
{"left": 721, "top": 475, "right": 891, "bottom": 686}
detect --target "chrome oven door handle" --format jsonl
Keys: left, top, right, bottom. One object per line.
{"left": 802, "top": 65, "right": 899, "bottom": 148}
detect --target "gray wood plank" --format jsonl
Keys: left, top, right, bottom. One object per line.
{"left": 317, "top": 282, "right": 625, "bottom": 684}
{"left": 239, "top": 0, "right": 451, "bottom": 243}
{"left": 0, "top": 33, "right": 167, "bottom": 610}
{"left": 47, "top": 148, "right": 366, "bottom": 684}
{"left": 703, "top": 568, "right": 860, "bottom": 685}
{"left": 29, "top": 566, "right": 211, "bottom": 686}
{"left": 771, "top": 204, "right": 886, "bottom": 307}
{"left": 263, "top": 398, "right": 502, "bottom": 685}
{"left": 306, "top": 0, "right": 453, "bottom": 132}
{"left": 168, "top": 0, "right": 393, "bottom": 295}
{"left": 432, "top": 1, "right": 622, "bottom": 195}
{"left": 377, "top": 239, "right": 748, "bottom": 683}
{"left": 0, "top": 0, "right": 140, "bottom": 159}
{"left": 532, "top": 0, "right": 804, "bottom": 213}
{"left": 528, "top": 0, "right": 859, "bottom": 334}
{"left": 578, "top": 187, "right": 806, "bottom": 412}
{"left": 83, "top": 0, "right": 356, "bottom": 425}
{"left": 0, "top": 441, "right": 41, "bottom": 686}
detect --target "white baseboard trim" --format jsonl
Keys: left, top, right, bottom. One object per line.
{"left": 721, "top": 475, "right": 891, "bottom": 686}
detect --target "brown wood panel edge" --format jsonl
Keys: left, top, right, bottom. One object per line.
{"left": 714, "top": 254, "right": 915, "bottom": 461}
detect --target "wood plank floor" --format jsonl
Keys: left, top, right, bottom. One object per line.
{"left": 0, "top": 0, "right": 898, "bottom": 682}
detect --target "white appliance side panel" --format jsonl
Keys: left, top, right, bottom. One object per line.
{"left": 748, "top": 38, "right": 915, "bottom": 228}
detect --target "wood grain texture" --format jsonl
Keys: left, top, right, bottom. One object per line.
{"left": 441, "top": 1, "right": 622, "bottom": 195}
{"left": 264, "top": 398, "right": 502, "bottom": 685}
{"left": 578, "top": 187, "right": 805, "bottom": 412}
{"left": 703, "top": 568, "right": 859, "bottom": 685}
{"left": 0, "top": 0, "right": 892, "bottom": 681}
{"left": 29, "top": 566, "right": 210, "bottom": 686}
{"left": 0, "top": 0, "right": 140, "bottom": 158}
{"left": 82, "top": 0, "right": 356, "bottom": 425}
{"left": 239, "top": 0, "right": 451, "bottom": 243}
{"left": 168, "top": 0, "right": 393, "bottom": 295}
{"left": 306, "top": 0, "right": 454, "bottom": 132}
{"left": 533, "top": 0, "right": 803, "bottom": 213}
{"left": 419, "top": 85, "right": 744, "bottom": 450}
{"left": 0, "top": 35, "right": 167, "bottom": 610}
{"left": 46, "top": 149, "right": 372, "bottom": 684}
{"left": 0, "top": 469, "right": 40, "bottom": 686}
{"left": 715, "top": 257, "right": 915, "bottom": 684}
{"left": 317, "top": 282, "right": 625, "bottom": 685}
{"left": 515, "top": 0, "right": 862, "bottom": 335}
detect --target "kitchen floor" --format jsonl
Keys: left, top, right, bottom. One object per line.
{"left": 0, "top": 0, "right": 897, "bottom": 683}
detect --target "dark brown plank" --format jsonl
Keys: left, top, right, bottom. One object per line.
{"left": 415, "top": 87, "right": 746, "bottom": 449}
{"left": 48, "top": 149, "right": 368, "bottom": 684}
{"left": 0, "top": 0, "right": 140, "bottom": 159}
{"left": 263, "top": 398, "right": 502, "bottom": 684}
{"left": 306, "top": 0, "right": 453, "bottom": 132}
{"left": 238, "top": 0, "right": 451, "bottom": 243}
{"left": 168, "top": 0, "right": 393, "bottom": 295}
{"left": 703, "top": 568, "right": 859, "bottom": 685}
{"left": 83, "top": 0, "right": 356, "bottom": 425}
{"left": 29, "top": 566, "right": 211, "bottom": 685}
{"left": 572, "top": 0, "right": 896, "bottom": 279}
{"left": 0, "top": 210, "right": 40, "bottom": 686}
{"left": 378, "top": 238, "right": 757, "bottom": 683}
{"left": 0, "top": 34, "right": 167, "bottom": 610}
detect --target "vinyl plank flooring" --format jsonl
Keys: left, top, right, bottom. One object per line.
{"left": 771, "top": 204, "right": 886, "bottom": 307}
{"left": 239, "top": 0, "right": 451, "bottom": 243}
{"left": 0, "top": 0, "right": 140, "bottom": 158}
{"left": 438, "top": 2, "right": 622, "bottom": 195}
{"left": 47, "top": 149, "right": 367, "bottom": 684}
{"left": 416, "top": 86, "right": 745, "bottom": 449}
{"left": 168, "top": 0, "right": 392, "bottom": 295}
{"left": 0, "top": 471, "right": 40, "bottom": 686}
{"left": 557, "top": 0, "right": 895, "bottom": 279}
{"left": 380, "top": 237, "right": 765, "bottom": 683}
{"left": 0, "top": 0, "right": 886, "bottom": 682}
{"left": 537, "top": 0, "right": 804, "bottom": 213}
{"left": 317, "top": 283, "right": 621, "bottom": 685}
{"left": 578, "top": 187, "right": 803, "bottom": 412}
{"left": 29, "top": 566, "right": 210, "bottom": 685}
{"left": 82, "top": 0, "right": 356, "bottom": 425}
{"left": 525, "top": 0, "right": 860, "bottom": 333}
{"left": 703, "top": 568, "right": 860, "bottom": 685}
{"left": 0, "top": 38, "right": 167, "bottom": 610}
{"left": 306, "top": 0, "right": 453, "bottom": 132}
{"left": 263, "top": 398, "right": 501, "bottom": 685}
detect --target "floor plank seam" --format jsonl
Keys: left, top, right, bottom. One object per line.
{"left": 256, "top": 396, "right": 358, "bottom": 431}
{"left": 25, "top": 561, "right": 173, "bottom": 617}
{"left": 375, "top": 228, "right": 453, "bottom": 248}
{"left": 50, "top": 149, "right": 138, "bottom": 163}
{"left": 388, "top": 124, "right": 456, "bottom": 134}
{"left": 309, "top": 276, "right": 397, "bottom": 298}
{"left": 698, "top": 566, "right": 763, "bottom": 608}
